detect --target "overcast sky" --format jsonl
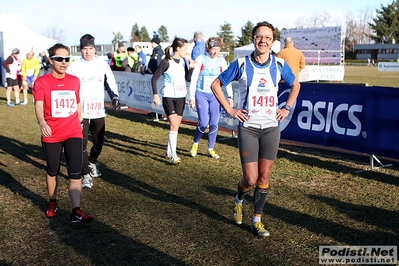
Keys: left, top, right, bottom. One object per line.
{"left": 1, "top": 0, "right": 393, "bottom": 45}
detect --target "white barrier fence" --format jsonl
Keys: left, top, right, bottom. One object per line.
{"left": 377, "top": 62, "right": 399, "bottom": 71}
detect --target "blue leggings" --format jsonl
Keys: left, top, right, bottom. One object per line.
{"left": 193, "top": 91, "right": 220, "bottom": 148}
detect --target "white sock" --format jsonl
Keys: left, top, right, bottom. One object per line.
{"left": 168, "top": 131, "right": 178, "bottom": 156}
{"left": 252, "top": 216, "right": 261, "bottom": 224}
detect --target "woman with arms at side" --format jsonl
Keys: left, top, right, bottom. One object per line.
{"left": 33, "top": 43, "right": 93, "bottom": 223}
{"left": 151, "top": 37, "right": 194, "bottom": 165}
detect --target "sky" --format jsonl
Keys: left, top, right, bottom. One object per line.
{"left": 1, "top": 0, "right": 394, "bottom": 46}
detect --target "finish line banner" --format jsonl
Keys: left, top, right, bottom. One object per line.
{"left": 110, "top": 72, "right": 399, "bottom": 159}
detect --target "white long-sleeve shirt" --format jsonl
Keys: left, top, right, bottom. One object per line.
{"left": 67, "top": 56, "right": 119, "bottom": 119}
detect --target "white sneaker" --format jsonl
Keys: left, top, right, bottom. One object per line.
{"left": 88, "top": 161, "right": 101, "bottom": 177}
{"left": 169, "top": 156, "right": 181, "bottom": 165}
{"left": 82, "top": 174, "right": 93, "bottom": 189}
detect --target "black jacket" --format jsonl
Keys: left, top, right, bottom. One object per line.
{"left": 147, "top": 45, "right": 164, "bottom": 73}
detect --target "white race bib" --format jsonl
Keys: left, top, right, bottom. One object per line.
{"left": 51, "top": 90, "right": 77, "bottom": 118}
{"left": 203, "top": 76, "right": 217, "bottom": 92}
{"left": 83, "top": 97, "right": 104, "bottom": 116}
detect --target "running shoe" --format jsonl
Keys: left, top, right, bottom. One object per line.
{"left": 190, "top": 143, "right": 198, "bottom": 157}
{"left": 71, "top": 209, "right": 93, "bottom": 224}
{"left": 45, "top": 202, "right": 58, "bottom": 218}
{"left": 7, "top": 102, "right": 14, "bottom": 107}
{"left": 165, "top": 152, "right": 171, "bottom": 159}
{"left": 233, "top": 203, "right": 243, "bottom": 225}
{"left": 88, "top": 161, "right": 101, "bottom": 177}
{"left": 169, "top": 156, "right": 181, "bottom": 165}
{"left": 82, "top": 174, "right": 93, "bottom": 189}
{"left": 208, "top": 149, "right": 220, "bottom": 159}
{"left": 20, "top": 101, "right": 27, "bottom": 106}
{"left": 251, "top": 221, "right": 270, "bottom": 237}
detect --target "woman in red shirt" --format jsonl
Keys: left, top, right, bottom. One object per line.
{"left": 33, "top": 43, "right": 93, "bottom": 223}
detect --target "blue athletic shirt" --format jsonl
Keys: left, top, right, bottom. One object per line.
{"left": 218, "top": 52, "right": 296, "bottom": 129}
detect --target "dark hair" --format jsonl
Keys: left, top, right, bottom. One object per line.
{"left": 48, "top": 43, "right": 70, "bottom": 57}
{"left": 164, "top": 37, "right": 188, "bottom": 60}
{"left": 127, "top": 47, "right": 135, "bottom": 52}
{"left": 252, "top": 21, "right": 276, "bottom": 41}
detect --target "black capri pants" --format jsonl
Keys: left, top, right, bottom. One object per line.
{"left": 42, "top": 138, "right": 83, "bottom": 179}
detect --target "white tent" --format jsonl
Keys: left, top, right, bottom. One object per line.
{"left": 0, "top": 14, "right": 57, "bottom": 86}
{"left": 233, "top": 40, "right": 281, "bottom": 59}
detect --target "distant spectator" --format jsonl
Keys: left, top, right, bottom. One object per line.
{"left": 277, "top": 37, "right": 305, "bottom": 79}
{"left": 135, "top": 45, "right": 147, "bottom": 66}
{"left": 122, "top": 47, "right": 139, "bottom": 72}
{"left": 111, "top": 43, "right": 127, "bottom": 71}
{"left": 2, "top": 48, "right": 22, "bottom": 106}
{"left": 21, "top": 50, "right": 40, "bottom": 104}
{"left": 106, "top": 52, "right": 112, "bottom": 66}
{"left": 40, "top": 51, "right": 51, "bottom": 74}
{"left": 146, "top": 37, "right": 164, "bottom": 74}
{"left": 191, "top": 31, "right": 206, "bottom": 61}
{"left": 367, "top": 58, "right": 371, "bottom": 67}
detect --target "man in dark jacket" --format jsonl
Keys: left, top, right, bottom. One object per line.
{"left": 146, "top": 37, "right": 164, "bottom": 74}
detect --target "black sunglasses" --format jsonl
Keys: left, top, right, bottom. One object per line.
{"left": 51, "top": 56, "right": 71, "bottom": 63}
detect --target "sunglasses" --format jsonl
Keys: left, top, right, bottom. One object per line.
{"left": 51, "top": 56, "right": 71, "bottom": 63}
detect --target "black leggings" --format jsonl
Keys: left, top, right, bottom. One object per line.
{"left": 42, "top": 138, "right": 83, "bottom": 179}
{"left": 82, "top": 118, "right": 105, "bottom": 175}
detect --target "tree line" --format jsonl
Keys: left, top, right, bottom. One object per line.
{"left": 44, "top": 1, "right": 398, "bottom": 62}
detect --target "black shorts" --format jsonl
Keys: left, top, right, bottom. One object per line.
{"left": 6, "top": 78, "right": 21, "bottom": 87}
{"left": 162, "top": 97, "right": 186, "bottom": 116}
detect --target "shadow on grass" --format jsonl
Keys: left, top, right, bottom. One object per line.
{"left": 309, "top": 194, "right": 399, "bottom": 236}
{"left": 278, "top": 146, "right": 399, "bottom": 187}
{"left": 98, "top": 166, "right": 233, "bottom": 225}
{"left": 103, "top": 131, "right": 189, "bottom": 163}
{"left": 204, "top": 185, "right": 398, "bottom": 246}
{"left": 0, "top": 168, "right": 187, "bottom": 266}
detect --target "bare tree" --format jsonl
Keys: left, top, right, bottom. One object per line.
{"left": 305, "top": 11, "right": 331, "bottom": 28}
{"left": 294, "top": 17, "right": 306, "bottom": 29}
{"left": 41, "top": 26, "right": 65, "bottom": 43}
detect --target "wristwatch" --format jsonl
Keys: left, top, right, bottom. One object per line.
{"left": 282, "top": 105, "right": 291, "bottom": 111}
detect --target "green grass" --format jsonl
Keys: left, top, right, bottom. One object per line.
{"left": 0, "top": 66, "right": 398, "bottom": 266}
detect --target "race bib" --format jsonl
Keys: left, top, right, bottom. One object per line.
{"left": 51, "top": 90, "right": 77, "bottom": 118}
{"left": 248, "top": 84, "right": 276, "bottom": 117}
{"left": 203, "top": 76, "right": 217, "bottom": 92}
{"left": 174, "top": 80, "right": 187, "bottom": 97}
{"left": 26, "top": 69, "right": 34, "bottom": 77}
{"left": 83, "top": 97, "right": 104, "bottom": 116}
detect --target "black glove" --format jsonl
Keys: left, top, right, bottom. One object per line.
{"left": 112, "top": 97, "right": 121, "bottom": 111}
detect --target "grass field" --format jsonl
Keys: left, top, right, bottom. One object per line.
{"left": 0, "top": 66, "right": 398, "bottom": 266}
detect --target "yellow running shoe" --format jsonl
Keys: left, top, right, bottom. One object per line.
{"left": 233, "top": 203, "right": 243, "bottom": 225}
{"left": 251, "top": 221, "right": 270, "bottom": 237}
{"left": 190, "top": 143, "right": 198, "bottom": 157}
{"left": 208, "top": 149, "right": 220, "bottom": 159}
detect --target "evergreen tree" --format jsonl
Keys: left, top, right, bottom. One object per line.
{"left": 140, "top": 27, "right": 151, "bottom": 42}
{"left": 130, "top": 23, "right": 140, "bottom": 43}
{"left": 237, "top": 21, "right": 254, "bottom": 47}
{"left": 217, "top": 21, "right": 235, "bottom": 62}
{"left": 158, "top": 25, "right": 170, "bottom": 42}
{"left": 369, "top": 1, "right": 399, "bottom": 43}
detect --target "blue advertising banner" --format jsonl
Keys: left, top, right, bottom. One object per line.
{"left": 279, "top": 82, "right": 399, "bottom": 159}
